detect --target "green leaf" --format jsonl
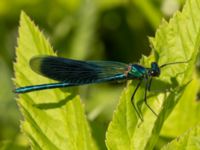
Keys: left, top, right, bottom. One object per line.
{"left": 105, "top": 84, "right": 138, "bottom": 150}
{"left": 161, "top": 125, "right": 200, "bottom": 150}
{"left": 161, "top": 78, "right": 200, "bottom": 137}
{"left": 106, "top": 0, "right": 200, "bottom": 149}
{"left": 14, "top": 12, "right": 98, "bottom": 150}
{"left": 0, "top": 140, "right": 29, "bottom": 150}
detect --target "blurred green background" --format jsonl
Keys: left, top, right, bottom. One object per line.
{"left": 0, "top": 0, "right": 185, "bottom": 149}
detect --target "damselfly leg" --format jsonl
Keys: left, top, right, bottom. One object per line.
{"left": 131, "top": 79, "right": 144, "bottom": 121}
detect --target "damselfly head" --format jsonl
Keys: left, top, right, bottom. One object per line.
{"left": 149, "top": 62, "right": 160, "bottom": 77}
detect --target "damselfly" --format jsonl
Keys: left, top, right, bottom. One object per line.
{"left": 15, "top": 56, "right": 189, "bottom": 121}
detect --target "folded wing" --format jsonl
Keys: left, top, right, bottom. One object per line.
{"left": 30, "top": 56, "right": 128, "bottom": 84}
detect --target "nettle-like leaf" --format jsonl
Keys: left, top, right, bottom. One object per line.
{"left": 106, "top": 0, "right": 200, "bottom": 150}
{"left": 14, "top": 12, "right": 98, "bottom": 150}
{"left": 161, "top": 126, "right": 200, "bottom": 150}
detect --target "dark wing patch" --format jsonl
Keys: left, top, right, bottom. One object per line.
{"left": 30, "top": 56, "right": 128, "bottom": 84}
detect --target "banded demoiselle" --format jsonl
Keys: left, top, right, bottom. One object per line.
{"left": 15, "top": 56, "right": 189, "bottom": 121}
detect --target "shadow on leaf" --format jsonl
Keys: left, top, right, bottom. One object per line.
{"left": 33, "top": 94, "right": 76, "bottom": 109}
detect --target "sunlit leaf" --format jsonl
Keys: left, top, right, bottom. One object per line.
{"left": 161, "top": 125, "right": 200, "bottom": 150}
{"left": 106, "top": 0, "right": 200, "bottom": 149}
{"left": 14, "top": 12, "right": 98, "bottom": 150}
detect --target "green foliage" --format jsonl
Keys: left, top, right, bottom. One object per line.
{"left": 106, "top": 0, "right": 200, "bottom": 149}
{"left": 0, "top": 140, "right": 28, "bottom": 150}
{"left": 14, "top": 0, "right": 200, "bottom": 149}
{"left": 0, "top": 57, "right": 22, "bottom": 146}
{"left": 161, "top": 126, "right": 200, "bottom": 150}
{"left": 14, "top": 12, "right": 97, "bottom": 150}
